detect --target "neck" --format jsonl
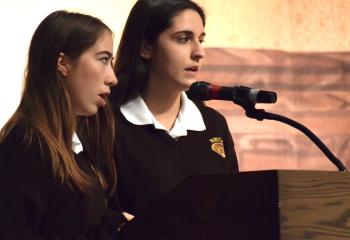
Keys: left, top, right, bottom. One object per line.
{"left": 142, "top": 81, "right": 182, "bottom": 130}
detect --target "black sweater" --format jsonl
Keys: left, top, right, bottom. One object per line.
{"left": 114, "top": 102, "right": 239, "bottom": 215}
{"left": 0, "top": 123, "right": 126, "bottom": 239}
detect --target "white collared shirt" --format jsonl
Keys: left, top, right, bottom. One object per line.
{"left": 120, "top": 92, "right": 206, "bottom": 138}
{"left": 72, "top": 132, "right": 83, "bottom": 154}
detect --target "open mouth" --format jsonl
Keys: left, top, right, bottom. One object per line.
{"left": 185, "top": 66, "right": 199, "bottom": 72}
{"left": 99, "top": 92, "right": 110, "bottom": 100}
{"left": 97, "top": 94, "right": 108, "bottom": 107}
{"left": 98, "top": 94, "right": 106, "bottom": 102}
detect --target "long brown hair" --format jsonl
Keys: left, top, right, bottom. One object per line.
{"left": 0, "top": 10, "right": 116, "bottom": 195}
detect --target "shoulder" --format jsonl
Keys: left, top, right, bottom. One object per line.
{"left": 193, "top": 100, "right": 226, "bottom": 123}
{"left": 0, "top": 120, "right": 50, "bottom": 169}
{"left": 113, "top": 106, "right": 135, "bottom": 130}
{"left": 0, "top": 121, "right": 53, "bottom": 207}
{"left": 1, "top": 120, "right": 29, "bottom": 150}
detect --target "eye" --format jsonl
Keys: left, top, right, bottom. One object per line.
{"left": 177, "top": 35, "right": 190, "bottom": 44}
{"left": 100, "top": 57, "right": 109, "bottom": 65}
{"left": 199, "top": 38, "right": 205, "bottom": 44}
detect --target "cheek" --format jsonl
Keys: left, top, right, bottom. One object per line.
{"left": 157, "top": 47, "right": 183, "bottom": 70}
{"left": 77, "top": 67, "right": 102, "bottom": 88}
{"left": 72, "top": 58, "right": 101, "bottom": 80}
{"left": 155, "top": 40, "right": 172, "bottom": 58}
{"left": 66, "top": 70, "right": 95, "bottom": 99}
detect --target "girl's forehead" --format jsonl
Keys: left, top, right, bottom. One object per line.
{"left": 165, "top": 10, "right": 204, "bottom": 33}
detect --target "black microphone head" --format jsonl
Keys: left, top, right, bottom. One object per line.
{"left": 188, "top": 81, "right": 278, "bottom": 104}
{"left": 254, "top": 90, "right": 277, "bottom": 103}
{"left": 188, "top": 81, "right": 211, "bottom": 100}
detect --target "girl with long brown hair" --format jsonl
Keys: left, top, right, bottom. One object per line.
{"left": 0, "top": 10, "right": 129, "bottom": 239}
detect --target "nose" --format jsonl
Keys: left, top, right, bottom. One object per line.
{"left": 192, "top": 40, "right": 205, "bottom": 61}
{"left": 105, "top": 67, "right": 118, "bottom": 86}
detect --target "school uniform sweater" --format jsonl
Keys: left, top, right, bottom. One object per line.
{"left": 0, "top": 122, "right": 126, "bottom": 239}
{"left": 114, "top": 94, "right": 239, "bottom": 215}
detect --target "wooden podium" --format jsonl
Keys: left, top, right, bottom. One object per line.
{"left": 118, "top": 170, "right": 350, "bottom": 240}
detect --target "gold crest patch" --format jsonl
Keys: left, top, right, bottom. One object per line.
{"left": 209, "top": 137, "right": 226, "bottom": 158}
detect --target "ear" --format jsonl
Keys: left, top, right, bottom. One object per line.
{"left": 57, "top": 52, "right": 70, "bottom": 77}
{"left": 140, "top": 40, "right": 152, "bottom": 60}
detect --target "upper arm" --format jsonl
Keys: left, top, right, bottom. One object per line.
{"left": 0, "top": 129, "right": 51, "bottom": 234}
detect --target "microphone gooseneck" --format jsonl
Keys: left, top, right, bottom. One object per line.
{"left": 188, "top": 81, "right": 347, "bottom": 172}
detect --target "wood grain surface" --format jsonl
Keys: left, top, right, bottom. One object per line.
{"left": 279, "top": 170, "right": 350, "bottom": 239}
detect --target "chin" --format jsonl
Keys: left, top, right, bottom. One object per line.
{"left": 77, "top": 108, "right": 98, "bottom": 117}
{"left": 88, "top": 109, "right": 98, "bottom": 116}
{"left": 182, "top": 79, "right": 197, "bottom": 90}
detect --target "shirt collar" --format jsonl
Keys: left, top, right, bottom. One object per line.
{"left": 120, "top": 92, "right": 206, "bottom": 138}
{"left": 72, "top": 132, "right": 83, "bottom": 154}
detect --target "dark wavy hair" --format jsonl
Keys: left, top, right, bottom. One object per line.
{"left": 110, "top": 0, "right": 205, "bottom": 106}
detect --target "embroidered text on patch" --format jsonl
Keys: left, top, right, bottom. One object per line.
{"left": 209, "top": 137, "right": 226, "bottom": 158}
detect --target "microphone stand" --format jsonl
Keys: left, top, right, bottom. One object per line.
{"left": 232, "top": 98, "right": 347, "bottom": 172}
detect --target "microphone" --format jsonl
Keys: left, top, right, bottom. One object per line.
{"left": 188, "top": 81, "right": 277, "bottom": 104}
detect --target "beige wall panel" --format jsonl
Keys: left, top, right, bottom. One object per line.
{"left": 198, "top": 48, "right": 350, "bottom": 171}
{"left": 197, "top": 0, "right": 350, "bottom": 51}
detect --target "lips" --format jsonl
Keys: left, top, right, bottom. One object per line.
{"left": 99, "top": 93, "right": 108, "bottom": 99}
{"left": 184, "top": 66, "right": 200, "bottom": 78}
{"left": 185, "top": 66, "right": 199, "bottom": 72}
{"left": 97, "top": 92, "right": 109, "bottom": 107}
{"left": 100, "top": 90, "right": 111, "bottom": 98}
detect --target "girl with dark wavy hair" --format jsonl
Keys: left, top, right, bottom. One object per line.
{"left": 110, "top": 0, "right": 239, "bottom": 216}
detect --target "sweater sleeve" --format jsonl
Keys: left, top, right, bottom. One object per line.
{"left": 0, "top": 125, "right": 125, "bottom": 240}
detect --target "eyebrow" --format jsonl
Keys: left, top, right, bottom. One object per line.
{"left": 172, "top": 30, "right": 206, "bottom": 38}
{"left": 96, "top": 51, "right": 113, "bottom": 57}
